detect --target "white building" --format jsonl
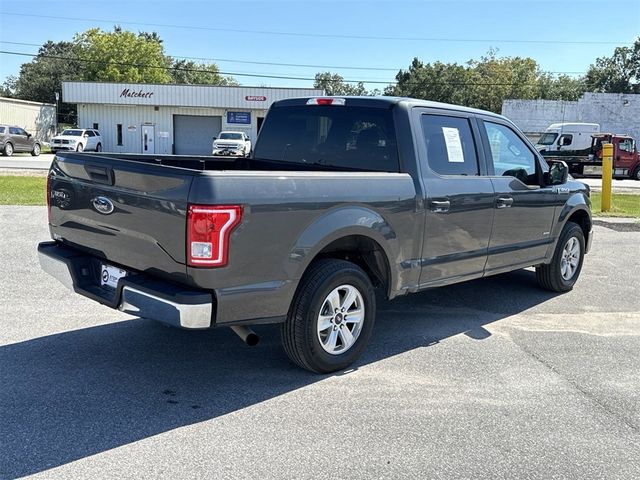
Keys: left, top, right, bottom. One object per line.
{"left": 0, "top": 96, "right": 56, "bottom": 141}
{"left": 502, "top": 93, "right": 640, "bottom": 142}
{"left": 62, "top": 81, "right": 324, "bottom": 155}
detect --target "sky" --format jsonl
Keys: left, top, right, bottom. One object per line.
{"left": 0, "top": 0, "right": 638, "bottom": 91}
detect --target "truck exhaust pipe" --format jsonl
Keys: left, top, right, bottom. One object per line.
{"left": 230, "top": 325, "right": 259, "bottom": 346}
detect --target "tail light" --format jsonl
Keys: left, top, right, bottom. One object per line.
{"left": 187, "top": 205, "right": 242, "bottom": 267}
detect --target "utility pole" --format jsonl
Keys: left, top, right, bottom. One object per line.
{"left": 54, "top": 91, "right": 59, "bottom": 135}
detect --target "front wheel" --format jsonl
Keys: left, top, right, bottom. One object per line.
{"left": 281, "top": 259, "right": 376, "bottom": 373}
{"left": 76, "top": 143, "right": 84, "bottom": 152}
{"left": 31, "top": 143, "right": 41, "bottom": 156}
{"left": 96, "top": 143, "right": 102, "bottom": 152}
{"left": 632, "top": 167, "right": 640, "bottom": 181}
{"left": 536, "top": 221, "right": 585, "bottom": 292}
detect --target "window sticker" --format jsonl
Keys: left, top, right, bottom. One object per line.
{"left": 442, "top": 127, "right": 465, "bottom": 163}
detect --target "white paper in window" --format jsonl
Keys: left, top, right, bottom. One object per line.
{"left": 442, "top": 127, "right": 465, "bottom": 163}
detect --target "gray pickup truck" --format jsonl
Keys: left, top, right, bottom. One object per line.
{"left": 39, "top": 97, "right": 592, "bottom": 373}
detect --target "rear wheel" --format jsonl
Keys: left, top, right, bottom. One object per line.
{"left": 536, "top": 221, "right": 585, "bottom": 292}
{"left": 31, "top": 143, "right": 41, "bottom": 156}
{"left": 3, "top": 142, "right": 13, "bottom": 156}
{"left": 281, "top": 259, "right": 376, "bottom": 373}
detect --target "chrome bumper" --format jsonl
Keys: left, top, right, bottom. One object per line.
{"left": 38, "top": 242, "right": 214, "bottom": 329}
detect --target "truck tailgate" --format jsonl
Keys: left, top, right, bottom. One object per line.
{"left": 48, "top": 153, "right": 193, "bottom": 281}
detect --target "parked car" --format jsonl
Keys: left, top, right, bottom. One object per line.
{"left": 212, "top": 131, "right": 251, "bottom": 157}
{"left": 39, "top": 96, "right": 592, "bottom": 373}
{"left": 0, "top": 125, "right": 41, "bottom": 156}
{"left": 50, "top": 128, "right": 102, "bottom": 153}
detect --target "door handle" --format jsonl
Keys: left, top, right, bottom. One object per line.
{"left": 430, "top": 200, "right": 450, "bottom": 213}
{"left": 496, "top": 196, "right": 514, "bottom": 208}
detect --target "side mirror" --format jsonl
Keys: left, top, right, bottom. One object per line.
{"left": 545, "top": 161, "right": 569, "bottom": 186}
{"left": 26, "top": 133, "right": 32, "bottom": 138}
{"left": 212, "top": 137, "right": 217, "bottom": 141}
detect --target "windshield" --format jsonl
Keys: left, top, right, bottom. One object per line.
{"left": 61, "top": 129, "right": 83, "bottom": 136}
{"left": 253, "top": 105, "right": 399, "bottom": 172}
{"left": 219, "top": 132, "right": 243, "bottom": 140}
{"left": 537, "top": 132, "right": 558, "bottom": 145}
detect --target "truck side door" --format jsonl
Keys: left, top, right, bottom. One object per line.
{"left": 415, "top": 110, "right": 495, "bottom": 287}
{"left": 614, "top": 137, "right": 636, "bottom": 176}
{"left": 477, "top": 118, "right": 558, "bottom": 274}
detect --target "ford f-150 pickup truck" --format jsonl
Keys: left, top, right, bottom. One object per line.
{"left": 39, "top": 97, "right": 592, "bottom": 373}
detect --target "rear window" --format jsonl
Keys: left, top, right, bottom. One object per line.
{"left": 254, "top": 105, "right": 399, "bottom": 172}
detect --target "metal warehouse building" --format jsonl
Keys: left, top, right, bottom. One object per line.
{"left": 62, "top": 81, "right": 323, "bottom": 155}
{"left": 0, "top": 96, "right": 55, "bottom": 142}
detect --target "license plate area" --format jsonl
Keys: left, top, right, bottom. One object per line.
{"left": 100, "top": 263, "right": 127, "bottom": 289}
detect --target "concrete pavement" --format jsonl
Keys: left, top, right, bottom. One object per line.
{"left": 1, "top": 207, "right": 639, "bottom": 479}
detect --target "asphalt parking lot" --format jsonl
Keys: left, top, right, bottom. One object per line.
{"left": 1, "top": 206, "right": 640, "bottom": 479}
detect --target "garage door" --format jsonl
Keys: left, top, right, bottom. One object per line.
{"left": 173, "top": 115, "right": 221, "bottom": 155}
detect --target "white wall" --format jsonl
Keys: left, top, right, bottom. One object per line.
{"left": 502, "top": 93, "right": 640, "bottom": 140}
{"left": 0, "top": 97, "right": 56, "bottom": 141}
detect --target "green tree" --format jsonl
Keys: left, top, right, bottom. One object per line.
{"left": 538, "top": 73, "right": 586, "bottom": 101}
{"left": 387, "top": 50, "right": 588, "bottom": 112}
{"left": 74, "top": 27, "right": 173, "bottom": 83}
{"left": 170, "top": 59, "right": 238, "bottom": 85}
{"left": 385, "top": 58, "right": 472, "bottom": 105}
{"left": 8, "top": 41, "right": 82, "bottom": 124}
{"left": 314, "top": 72, "right": 368, "bottom": 95}
{"left": 584, "top": 38, "right": 640, "bottom": 93}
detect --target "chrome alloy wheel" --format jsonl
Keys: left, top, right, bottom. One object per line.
{"left": 560, "top": 236, "right": 581, "bottom": 280}
{"left": 317, "top": 284, "right": 365, "bottom": 355}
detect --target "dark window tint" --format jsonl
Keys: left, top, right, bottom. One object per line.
{"left": 9, "top": 127, "right": 20, "bottom": 135}
{"left": 254, "top": 105, "right": 399, "bottom": 172}
{"left": 85, "top": 130, "right": 94, "bottom": 137}
{"left": 421, "top": 115, "right": 479, "bottom": 176}
{"left": 483, "top": 121, "right": 538, "bottom": 184}
{"left": 117, "top": 124, "right": 123, "bottom": 146}
{"left": 0, "top": 127, "right": 5, "bottom": 134}
{"left": 558, "top": 133, "right": 573, "bottom": 146}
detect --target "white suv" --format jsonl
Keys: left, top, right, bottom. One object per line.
{"left": 51, "top": 128, "right": 103, "bottom": 153}
{"left": 212, "top": 131, "right": 251, "bottom": 157}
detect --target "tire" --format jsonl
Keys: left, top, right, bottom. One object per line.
{"left": 281, "top": 259, "right": 376, "bottom": 373}
{"left": 96, "top": 143, "right": 102, "bottom": 152}
{"left": 31, "top": 143, "right": 41, "bottom": 156}
{"left": 76, "top": 143, "right": 84, "bottom": 152}
{"left": 536, "top": 221, "right": 585, "bottom": 292}
{"left": 632, "top": 166, "right": 640, "bottom": 181}
{"left": 3, "top": 142, "right": 13, "bottom": 157}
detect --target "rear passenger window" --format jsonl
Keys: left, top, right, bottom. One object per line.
{"left": 0, "top": 127, "right": 5, "bottom": 134}
{"left": 421, "top": 115, "right": 479, "bottom": 176}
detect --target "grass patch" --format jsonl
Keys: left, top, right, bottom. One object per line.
{"left": 0, "top": 176, "right": 47, "bottom": 205}
{"left": 591, "top": 192, "right": 640, "bottom": 218}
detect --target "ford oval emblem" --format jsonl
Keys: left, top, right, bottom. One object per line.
{"left": 92, "top": 196, "right": 115, "bottom": 215}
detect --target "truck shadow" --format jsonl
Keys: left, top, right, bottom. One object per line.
{"left": 1, "top": 269, "right": 557, "bottom": 478}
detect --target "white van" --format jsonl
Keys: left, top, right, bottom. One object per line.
{"left": 536, "top": 123, "right": 600, "bottom": 153}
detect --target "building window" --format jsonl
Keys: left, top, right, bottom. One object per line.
{"left": 117, "top": 124, "right": 123, "bottom": 146}
{"left": 93, "top": 123, "right": 99, "bottom": 130}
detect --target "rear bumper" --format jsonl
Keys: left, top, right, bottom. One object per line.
{"left": 38, "top": 242, "right": 214, "bottom": 329}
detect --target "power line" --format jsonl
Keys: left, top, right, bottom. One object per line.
{"left": 0, "top": 40, "right": 589, "bottom": 76}
{"left": 0, "top": 49, "right": 572, "bottom": 88}
{"left": 1, "top": 12, "right": 635, "bottom": 46}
